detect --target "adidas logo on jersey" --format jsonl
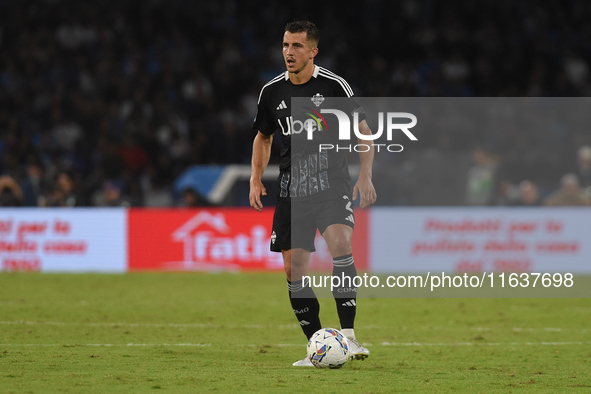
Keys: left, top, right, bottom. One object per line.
{"left": 299, "top": 320, "right": 310, "bottom": 326}
{"left": 276, "top": 100, "right": 287, "bottom": 110}
{"left": 342, "top": 299, "right": 356, "bottom": 307}
{"left": 345, "top": 214, "right": 355, "bottom": 224}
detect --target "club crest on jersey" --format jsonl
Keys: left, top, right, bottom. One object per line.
{"left": 311, "top": 93, "right": 324, "bottom": 107}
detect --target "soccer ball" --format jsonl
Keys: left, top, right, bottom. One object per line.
{"left": 307, "top": 328, "right": 349, "bottom": 369}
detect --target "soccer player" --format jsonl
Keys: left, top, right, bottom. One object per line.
{"left": 249, "top": 20, "right": 377, "bottom": 366}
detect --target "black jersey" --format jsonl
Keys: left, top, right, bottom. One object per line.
{"left": 253, "top": 65, "right": 363, "bottom": 201}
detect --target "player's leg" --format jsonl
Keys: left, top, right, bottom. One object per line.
{"left": 285, "top": 248, "right": 319, "bottom": 366}
{"left": 272, "top": 200, "right": 320, "bottom": 366}
{"left": 322, "top": 224, "right": 369, "bottom": 360}
{"left": 322, "top": 223, "right": 358, "bottom": 332}
{"left": 319, "top": 197, "right": 370, "bottom": 360}
{"left": 283, "top": 248, "right": 322, "bottom": 339}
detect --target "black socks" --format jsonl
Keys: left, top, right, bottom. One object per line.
{"left": 332, "top": 253, "right": 357, "bottom": 329}
{"left": 288, "top": 278, "right": 321, "bottom": 339}
{"left": 288, "top": 253, "right": 358, "bottom": 339}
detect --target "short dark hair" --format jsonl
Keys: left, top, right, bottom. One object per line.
{"left": 285, "top": 20, "right": 319, "bottom": 47}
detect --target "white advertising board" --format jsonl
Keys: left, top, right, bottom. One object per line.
{"left": 0, "top": 209, "right": 127, "bottom": 272}
{"left": 369, "top": 208, "right": 591, "bottom": 274}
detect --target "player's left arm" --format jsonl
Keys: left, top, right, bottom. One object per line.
{"left": 352, "top": 119, "right": 377, "bottom": 209}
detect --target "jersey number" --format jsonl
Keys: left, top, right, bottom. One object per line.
{"left": 343, "top": 195, "right": 353, "bottom": 213}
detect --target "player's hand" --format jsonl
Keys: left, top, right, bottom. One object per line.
{"left": 353, "top": 175, "right": 377, "bottom": 209}
{"left": 249, "top": 180, "right": 267, "bottom": 212}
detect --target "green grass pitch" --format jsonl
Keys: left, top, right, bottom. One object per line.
{"left": 0, "top": 272, "right": 590, "bottom": 393}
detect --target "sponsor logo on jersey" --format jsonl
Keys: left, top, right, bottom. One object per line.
{"left": 277, "top": 107, "right": 329, "bottom": 136}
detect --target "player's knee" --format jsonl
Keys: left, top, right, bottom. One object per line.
{"left": 283, "top": 250, "right": 308, "bottom": 280}
{"left": 290, "top": 258, "right": 308, "bottom": 273}
{"left": 290, "top": 258, "right": 308, "bottom": 280}
{"left": 282, "top": 251, "right": 292, "bottom": 279}
{"left": 329, "top": 238, "right": 352, "bottom": 257}
{"left": 284, "top": 264, "right": 292, "bottom": 281}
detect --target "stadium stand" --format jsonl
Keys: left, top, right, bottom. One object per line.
{"left": 0, "top": 0, "right": 590, "bottom": 206}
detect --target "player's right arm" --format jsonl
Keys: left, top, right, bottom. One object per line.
{"left": 249, "top": 131, "right": 273, "bottom": 212}
{"left": 251, "top": 78, "right": 278, "bottom": 212}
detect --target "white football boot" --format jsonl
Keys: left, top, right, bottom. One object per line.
{"left": 347, "top": 337, "right": 370, "bottom": 360}
{"left": 292, "top": 356, "right": 314, "bottom": 367}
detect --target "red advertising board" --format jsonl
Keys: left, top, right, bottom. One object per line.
{"left": 128, "top": 208, "right": 368, "bottom": 272}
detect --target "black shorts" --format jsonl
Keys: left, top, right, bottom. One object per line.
{"left": 270, "top": 193, "right": 355, "bottom": 252}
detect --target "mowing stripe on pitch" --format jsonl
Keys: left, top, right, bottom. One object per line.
{"left": 0, "top": 320, "right": 298, "bottom": 329}
{"left": 0, "top": 321, "right": 588, "bottom": 333}
{"left": 379, "top": 341, "right": 588, "bottom": 346}
{"left": 0, "top": 342, "right": 587, "bottom": 347}
{"left": 0, "top": 343, "right": 211, "bottom": 347}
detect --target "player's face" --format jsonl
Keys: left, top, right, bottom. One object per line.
{"left": 283, "top": 31, "right": 317, "bottom": 74}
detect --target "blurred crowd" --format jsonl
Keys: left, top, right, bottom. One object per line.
{"left": 464, "top": 145, "right": 591, "bottom": 207}
{"left": 1, "top": 0, "right": 590, "bottom": 207}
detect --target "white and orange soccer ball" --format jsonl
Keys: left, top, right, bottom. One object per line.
{"left": 307, "top": 328, "right": 349, "bottom": 369}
